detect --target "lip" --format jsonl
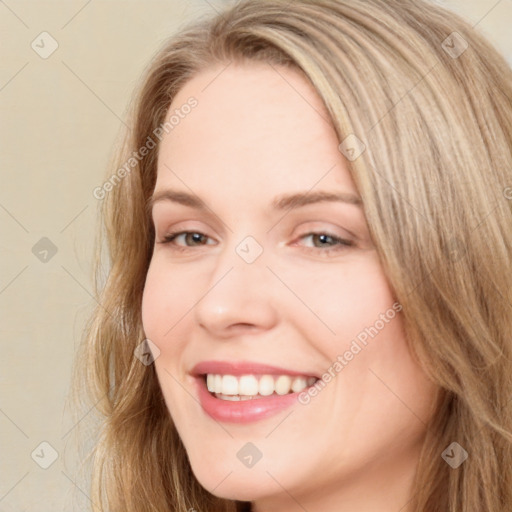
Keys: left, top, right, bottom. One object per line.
{"left": 194, "top": 375, "right": 309, "bottom": 424}
{"left": 191, "top": 360, "right": 319, "bottom": 378}
{"left": 191, "top": 360, "right": 319, "bottom": 424}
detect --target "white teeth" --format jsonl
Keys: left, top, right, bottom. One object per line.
{"left": 215, "top": 393, "right": 255, "bottom": 401}
{"left": 217, "top": 393, "right": 241, "bottom": 401}
{"left": 222, "top": 375, "right": 239, "bottom": 395}
{"left": 239, "top": 375, "right": 259, "bottom": 395}
{"left": 214, "top": 374, "right": 222, "bottom": 392}
{"left": 204, "top": 373, "right": 317, "bottom": 398}
{"left": 258, "top": 375, "right": 275, "bottom": 396}
{"left": 275, "top": 375, "right": 292, "bottom": 395}
{"left": 206, "top": 374, "right": 215, "bottom": 392}
{"left": 291, "top": 376, "right": 307, "bottom": 393}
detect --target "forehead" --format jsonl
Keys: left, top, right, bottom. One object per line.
{"left": 155, "top": 62, "right": 356, "bottom": 200}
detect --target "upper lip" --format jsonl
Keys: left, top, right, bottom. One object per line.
{"left": 191, "top": 360, "right": 320, "bottom": 378}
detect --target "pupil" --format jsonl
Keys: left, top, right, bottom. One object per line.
{"left": 317, "top": 234, "right": 331, "bottom": 246}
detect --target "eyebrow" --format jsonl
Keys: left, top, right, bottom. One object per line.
{"left": 149, "top": 189, "right": 362, "bottom": 212}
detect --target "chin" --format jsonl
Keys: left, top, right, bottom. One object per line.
{"left": 191, "top": 465, "right": 277, "bottom": 502}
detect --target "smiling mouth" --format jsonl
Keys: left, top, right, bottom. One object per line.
{"left": 203, "top": 373, "right": 319, "bottom": 401}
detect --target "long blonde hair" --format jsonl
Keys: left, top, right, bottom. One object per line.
{"left": 73, "top": 0, "right": 512, "bottom": 510}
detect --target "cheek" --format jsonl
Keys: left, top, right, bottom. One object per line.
{"left": 141, "top": 259, "right": 193, "bottom": 346}
{"left": 279, "top": 254, "right": 398, "bottom": 346}
{"left": 141, "top": 263, "right": 163, "bottom": 340}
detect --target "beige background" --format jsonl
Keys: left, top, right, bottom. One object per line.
{"left": 0, "top": 1, "right": 510, "bottom": 510}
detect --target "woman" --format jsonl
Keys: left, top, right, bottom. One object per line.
{"left": 75, "top": 0, "right": 512, "bottom": 510}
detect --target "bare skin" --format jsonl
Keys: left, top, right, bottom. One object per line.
{"left": 142, "top": 61, "right": 438, "bottom": 512}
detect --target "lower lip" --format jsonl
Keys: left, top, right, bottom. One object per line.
{"left": 194, "top": 376, "right": 303, "bottom": 424}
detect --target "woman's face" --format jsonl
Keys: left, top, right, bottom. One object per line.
{"left": 142, "top": 62, "right": 438, "bottom": 511}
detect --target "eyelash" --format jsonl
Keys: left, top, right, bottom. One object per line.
{"left": 157, "top": 230, "right": 354, "bottom": 255}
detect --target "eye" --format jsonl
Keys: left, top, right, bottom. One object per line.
{"left": 296, "top": 232, "right": 354, "bottom": 255}
{"left": 157, "top": 230, "right": 215, "bottom": 251}
{"left": 156, "top": 230, "right": 354, "bottom": 255}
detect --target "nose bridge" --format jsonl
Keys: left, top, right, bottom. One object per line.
{"left": 193, "top": 234, "right": 277, "bottom": 333}
{"left": 211, "top": 232, "right": 270, "bottom": 290}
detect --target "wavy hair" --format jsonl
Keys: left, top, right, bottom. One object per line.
{"left": 73, "top": 0, "right": 512, "bottom": 510}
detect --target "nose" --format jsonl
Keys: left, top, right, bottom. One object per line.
{"left": 193, "top": 244, "right": 279, "bottom": 338}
